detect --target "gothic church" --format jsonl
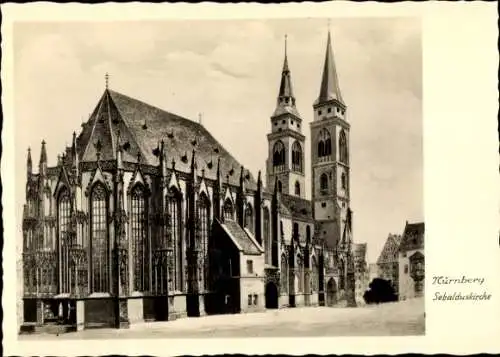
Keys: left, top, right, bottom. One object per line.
{"left": 20, "top": 30, "right": 360, "bottom": 333}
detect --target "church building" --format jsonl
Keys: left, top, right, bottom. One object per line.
{"left": 20, "top": 30, "right": 362, "bottom": 333}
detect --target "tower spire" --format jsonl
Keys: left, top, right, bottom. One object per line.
{"left": 27, "top": 147, "right": 32, "bottom": 177}
{"left": 105, "top": 72, "right": 109, "bottom": 90}
{"left": 276, "top": 34, "right": 295, "bottom": 108}
{"left": 315, "top": 29, "right": 344, "bottom": 106}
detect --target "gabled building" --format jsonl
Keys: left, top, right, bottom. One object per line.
{"left": 398, "top": 222, "right": 425, "bottom": 300}
{"left": 20, "top": 30, "right": 363, "bottom": 333}
{"left": 376, "top": 233, "right": 402, "bottom": 295}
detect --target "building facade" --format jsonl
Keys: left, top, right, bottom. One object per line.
{"left": 398, "top": 222, "right": 425, "bottom": 300}
{"left": 376, "top": 233, "right": 402, "bottom": 296}
{"left": 20, "top": 31, "right": 363, "bottom": 333}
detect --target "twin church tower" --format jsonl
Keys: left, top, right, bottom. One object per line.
{"left": 266, "top": 31, "right": 351, "bottom": 251}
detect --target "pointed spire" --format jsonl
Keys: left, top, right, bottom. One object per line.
{"left": 27, "top": 147, "right": 32, "bottom": 177}
{"left": 159, "top": 139, "right": 167, "bottom": 177}
{"left": 116, "top": 130, "right": 123, "bottom": 170}
{"left": 39, "top": 140, "right": 47, "bottom": 164}
{"left": 277, "top": 34, "right": 295, "bottom": 102}
{"left": 239, "top": 166, "right": 246, "bottom": 192}
{"left": 257, "top": 170, "right": 262, "bottom": 190}
{"left": 72, "top": 131, "right": 79, "bottom": 175}
{"left": 315, "top": 29, "right": 344, "bottom": 106}
{"left": 216, "top": 157, "right": 221, "bottom": 184}
{"left": 105, "top": 72, "right": 109, "bottom": 90}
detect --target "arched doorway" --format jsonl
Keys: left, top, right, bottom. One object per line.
{"left": 265, "top": 282, "right": 279, "bottom": 309}
{"left": 326, "top": 278, "right": 337, "bottom": 307}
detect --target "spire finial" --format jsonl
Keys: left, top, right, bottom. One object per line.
{"left": 105, "top": 72, "right": 109, "bottom": 90}
{"left": 198, "top": 113, "right": 202, "bottom": 125}
{"left": 285, "top": 34, "right": 288, "bottom": 56}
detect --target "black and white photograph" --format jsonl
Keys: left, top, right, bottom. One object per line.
{"left": 14, "top": 17, "right": 424, "bottom": 338}
{"left": 1, "top": 2, "right": 498, "bottom": 354}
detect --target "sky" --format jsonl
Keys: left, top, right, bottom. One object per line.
{"left": 14, "top": 18, "right": 422, "bottom": 263}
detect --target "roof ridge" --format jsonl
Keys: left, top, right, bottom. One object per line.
{"left": 81, "top": 92, "right": 107, "bottom": 161}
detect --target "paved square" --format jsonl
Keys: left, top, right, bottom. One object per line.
{"left": 20, "top": 298, "right": 424, "bottom": 339}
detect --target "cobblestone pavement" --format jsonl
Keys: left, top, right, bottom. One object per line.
{"left": 20, "top": 298, "right": 425, "bottom": 339}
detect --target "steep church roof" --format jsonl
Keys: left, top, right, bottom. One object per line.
{"left": 279, "top": 194, "right": 314, "bottom": 222}
{"left": 314, "top": 31, "right": 344, "bottom": 106}
{"left": 399, "top": 222, "right": 425, "bottom": 252}
{"left": 76, "top": 89, "right": 256, "bottom": 189}
{"left": 376, "top": 234, "right": 402, "bottom": 265}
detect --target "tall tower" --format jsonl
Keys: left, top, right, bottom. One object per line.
{"left": 310, "top": 30, "right": 350, "bottom": 250}
{"left": 266, "top": 36, "right": 306, "bottom": 198}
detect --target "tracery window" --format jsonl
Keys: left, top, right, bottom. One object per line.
{"left": 294, "top": 181, "right": 300, "bottom": 196}
{"left": 273, "top": 141, "right": 286, "bottom": 172}
{"left": 339, "top": 129, "right": 348, "bottom": 164}
{"left": 58, "top": 187, "right": 71, "bottom": 294}
{"left": 341, "top": 173, "right": 347, "bottom": 190}
{"left": 168, "top": 188, "right": 182, "bottom": 292}
{"left": 263, "top": 208, "right": 271, "bottom": 264}
{"left": 339, "top": 258, "right": 345, "bottom": 290}
{"left": 320, "top": 173, "right": 328, "bottom": 191}
{"left": 277, "top": 180, "right": 282, "bottom": 193}
{"left": 280, "top": 253, "right": 288, "bottom": 294}
{"left": 198, "top": 193, "right": 210, "bottom": 290}
{"left": 131, "top": 185, "right": 147, "bottom": 292}
{"left": 291, "top": 141, "right": 303, "bottom": 172}
{"left": 245, "top": 203, "right": 254, "bottom": 234}
{"left": 297, "top": 254, "right": 304, "bottom": 293}
{"left": 317, "top": 128, "right": 332, "bottom": 158}
{"left": 90, "top": 184, "right": 109, "bottom": 293}
{"left": 311, "top": 256, "right": 318, "bottom": 292}
{"left": 224, "top": 198, "right": 234, "bottom": 221}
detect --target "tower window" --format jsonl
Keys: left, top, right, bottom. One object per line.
{"left": 318, "top": 110, "right": 322, "bottom": 116}
{"left": 277, "top": 180, "right": 283, "bottom": 193}
{"left": 291, "top": 141, "right": 303, "bottom": 173}
{"left": 328, "top": 108, "right": 332, "bottom": 113}
{"left": 272, "top": 140, "right": 286, "bottom": 172}
{"left": 341, "top": 173, "right": 347, "bottom": 189}
{"left": 294, "top": 181, "right": 301, "bottom": 196}
{"left": 339, "top": 129, "right": 348, "bottom": 164}
{"left": 282, "top": 120, "right": 286, "bottom": 124}
{"left": 320, "top": 173, "right": 328, "bottom": 191}
{"left": 317, "top": 128, "right": 332, "bottom": 158}
{"left": 291, "top": 120, "right": 294, "bottom": 125}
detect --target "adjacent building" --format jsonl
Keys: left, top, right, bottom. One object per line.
{"left": 398, "top": 222, "right": 425, "bottom": 300}
{"left": 20, "top": 31, "right": 367, "bottom": 333}
{"left": 376, "top": 233, "right": 402, "bottom": 296}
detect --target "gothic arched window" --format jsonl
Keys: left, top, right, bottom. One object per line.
{"left": 306, "top": 225, "right": 311, "bottom": 243}
{"left": 294, "top": 181, "right": 300, "bottom": 196}
{"left": 131, "top": 185, "right": 147, "bottom": 292}
{"left": 320, "top": 173, "right": 329, "bottom": 191}
{"left": 263, "top": 208, "right": 271, "bottom": 264}
{"left": 311, "top": 256, "right": 318, "bottom": 292}
{"left": 198, "top": 192, "right": 210, "bottom": 290}
{"left": 245, "top": 203, "right": 254, "bottom": 234}
{"left": 224, "top": 198, "right": 234, "bottom": 221}
{"left": 292, "top": 141, "right": 303, "bottom": 172}
{"left": 341, "top": 173, "right": 347, "bottom": 190}
{"left": 168, "top": 187, "right": 182, "bottom": 292}
{"left": 90, "top": 183, "right": 109, "bottom": 293}
{"left": 58, "top": 187, "right": 71, "bottom": 294}
{"left": 293, "top": 222, "right": 299, "bottom": 239}
{"left": 273, "top": 140, "right": 286, "bottom": 172}
{"left": 280, "top": 253, "right": 288, "bottom": 294}
{"left": 277, "top": 180, "right": 283, "bottom": 193}
{"left": 297, "top": 253, "right": 304, "bottom": 293}
{"left": 318, "top": 129, "right": 332, "bottom": 158}
{"left": 339, "top": 129, "right": 348, "bottom": 164}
